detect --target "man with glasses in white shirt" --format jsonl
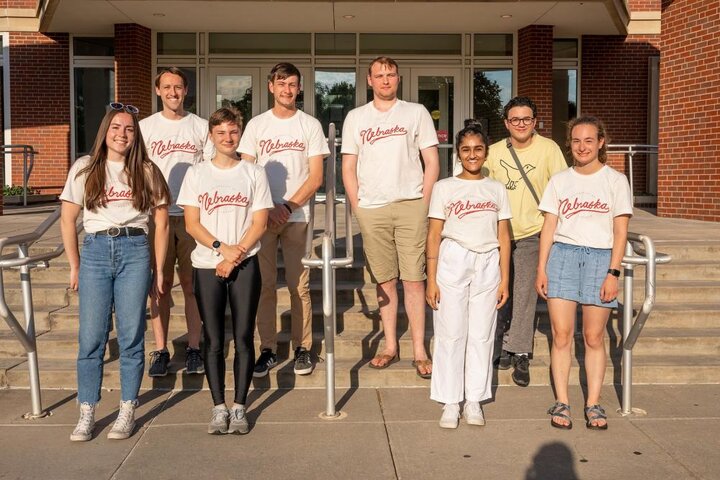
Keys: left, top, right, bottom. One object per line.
{"left": 483, "top": 96, "right": 567, "bottom": 387}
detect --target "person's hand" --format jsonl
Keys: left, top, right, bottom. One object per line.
{"left": 426, "top": 281, "right": 441, "bottom": 310}
{"left": 496, "top": 283, "right": 509, "bottom": 309}
{"left": 535, "top": 269, "right": 548, "bottom": 300}
{"left": 219, "top": 243, "right": 244, "bottom": 264}
{"left": 68, "top": 265, "right": 79, "bottom": 291}
{"left": 215, "top": 260, "right": 235, "bottom": 278}
{"left": 150, "top": 270, "right": 165, "bottom": 300}
{"left": 268, "top": 204, "right": 290, "bottom": 227}
{"left": 600, "top": 274, "right": 619, "bottom": 303}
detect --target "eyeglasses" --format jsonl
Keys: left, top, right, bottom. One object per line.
{"left": 109, "top": 102, "right": 139, "bottom": 115}
{"left": 507, "top": 117, "right": 535, "bottom": 127}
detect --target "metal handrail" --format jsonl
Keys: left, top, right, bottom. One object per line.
{"left": 1, "top": 144, "right": 38, "bottom": 207}
{"left": 302, "top": 123, "right": 354, "bottom": 418}
{"left": 620, "top": 231, "right": 671, "bottom": 416}
{"left": 607, "top": 144, "right": 658, "bottom": 202}
{"left": 0, "top": 206, "right": 79, "bottom": 418}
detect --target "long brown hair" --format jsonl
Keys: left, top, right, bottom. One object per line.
{"left": 76, "top": 108, "right": 170, "bottom": 212}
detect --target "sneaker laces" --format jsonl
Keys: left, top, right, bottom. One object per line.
{"left": 515, "top": 355, "right": 529, "bottom": 370}
{"left": 187, "top": 348, "right": 202, "bottom": 364}
{"left": 230, "top": 406, "right": 245, "bottom": 422}
{"left": 465, "top": 402, "right": 482, "bottom": 417}
{"left": 74, "top": 404, "right": 94, "bottom": 432}
{"left": 443, "top": 403, "right": 460, "bottom": 416}
{"left": 258, "top": 349, "right": 275, "bottom": 366}
{"left": 211, "top": 406, "right": 228, "bottom": 423}
{"left": 113, "top": 401, "right": 135, "bottom": 431}
{"left": 149, "top": 350, "right": 164, "bottom": 363}
{"left": 296, "top": 348, "right": 311, "bottom": 364}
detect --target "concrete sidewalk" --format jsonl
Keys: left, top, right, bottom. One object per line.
{"left": 0, "top": 384, "right": 718, "bottom": 479}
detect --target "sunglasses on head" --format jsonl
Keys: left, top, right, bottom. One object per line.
{"left": 109, "top": 102, "right": 140, "bottom": 115}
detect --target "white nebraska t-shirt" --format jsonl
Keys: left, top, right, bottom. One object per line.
{"left": 341, "top": 100, "right": 438, "bottom": 208}
{"left": 539, "top": 165, "right": 633, "bottom": 249}
{"left": 238, "top": 109, "right": 330, "bottom": 222}
{"left": 139, "top": 112, "right": 214, "bottom": 216}
{"left": 428, "top": 176, "right": 512, "bottom": 253}
{"left": 60, "top": 156, "right": 162, "bottom": 233}
{"left": 177, "top": 160, "right": 274, "bottom": 269}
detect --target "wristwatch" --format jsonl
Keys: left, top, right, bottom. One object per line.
{"left": 607, "top": 268, "right": 621, "bottom": 278}
{"left": 212, "top": 240, "right": 222, "bottom": 257}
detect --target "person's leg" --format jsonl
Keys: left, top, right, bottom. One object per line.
{"left": 582, "top": 305, "right": 611, "bottom": 424}
{"left": 548, "top": 298, "right": 577, "bottom": 426}
{"left": 175, "top": 216, "right": 203, "bottom": 351}
{"left": 255, "top": 225, "right": 281, "bottom": 352}
{"left": 193, "top": 268, "right": 228, "bottom": 406}
{"left": 502, "top": 235, "right": 540, "bottom": 354}
{"left": 280, "top": 222, "right": 312, "bottom": 351}
{"left": 228, "top": 255, "right": 262, "bottom": 406}
{"left": 149, "top": 216, "right": 177, "bottom": 352}
{"left": 375, "top": 279, "right": 399, "bottom": 362}
{"left": 430, "top": 240, "right": 471, "bottom": 405}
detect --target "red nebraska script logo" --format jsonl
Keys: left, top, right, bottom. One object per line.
{"left": 559, "top": 197, "right": 609, "bottom": 218}
{"left": 150, "top": 140, "right": 198, "bottom": 159}
{"left": 105, "top": 185, "right": 132, "bottom": 203}
{"left": 360, "top": 125, "right": 407, "bottom": 145}
{"left": 448, "top": 200, "right": 497, "bottom": 219}
{"left": 200, "top": 191, "right": 250, "bottom": 214}
{"left": 259, "top": 138, "right": 306, "bottom": 156}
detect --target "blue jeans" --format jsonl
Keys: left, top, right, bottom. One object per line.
{"left": 77, "top": 233, "right": 151, "bottom": 404}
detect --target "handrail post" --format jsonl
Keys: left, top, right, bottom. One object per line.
{"left": 621, "top": 240, "right": 635, "bottom": 416}
{"left": 18, "top": 243, "right": 45, "bottom": 418}
{"left": 321, "top": 234, "right": 337, "bottom": 417}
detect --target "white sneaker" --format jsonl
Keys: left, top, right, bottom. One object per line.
{"left": 228, "top": 405, "right": 249, "bottom": 435}
{"left": 208, "top": 405, "right": 229, "bottom": 435}
{"left": 439, "top": 403, "right": 460, "bottom": 429}
{"left": 70, "top": 403, "right": 96, "bottom": 441}
{"left": 463, "top": 401, "right": 486, "bottom": 426}
{"left": 107, "top": 400, "right": 136, "bottom": 440}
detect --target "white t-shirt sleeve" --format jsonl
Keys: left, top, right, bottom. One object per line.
{"left": 60, "top": 159, "right": 87, "bottom": 206}
{"left": 612, "top": 174, "right": 634, "bottom": 217}
{"left": 340, "top": 111, "right": 359, "bottom": 155}
{"left": 417, "top": 106, "right": 439, "bottom": 150}
{"left": 427, "top": 182, "right": 446, "bottom": 220}
{"left": 237, "top": 119, "right": 259, "bottom": 158}
{"left": 538, "top": 176, "right": 559, "bottom": 215}
{"left": 497, "top": 183, "right": 513, "bottom": 221}
{"left": 307, "top": 118, "right": 331, "bottom": 158}
{"left": 252, "top": 166, "right": 274, "bottom": 212}
{"left": 176, "top": 165, "right": 199, "bottom": 208}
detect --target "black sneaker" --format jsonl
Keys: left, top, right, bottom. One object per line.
{"left": 495, "top": 350, "right": 512, "bottom": 370}
{"left": 293, "top": 347, "right": 313, "bottom": 375}
{"left": 512, "top": 354, "right": 530, "bottom": 387}
{"left": 148, "top": 350, "right": 170, "bottom": 377}
{"left": 253, "top": 348, "right": 277, "bottom": 378}
{"left": 185, "top": 346, "right": 205, "bottom": 374}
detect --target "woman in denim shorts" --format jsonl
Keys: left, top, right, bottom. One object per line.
{"left": 535, "top": 116, "right": 632, "bottom": 431}
{"left": 60, "top": 104, "right": 170, "bottom": 442}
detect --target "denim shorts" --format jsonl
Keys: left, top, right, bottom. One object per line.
{"left": 546, "top": 242, "right": 617, "bottom": 308}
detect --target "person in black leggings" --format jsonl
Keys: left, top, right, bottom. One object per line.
{"left": 177, "top": 107, "right": 273, "bottom": 434}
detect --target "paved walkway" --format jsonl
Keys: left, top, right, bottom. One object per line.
{"left": 1, "top": 385, "right": 719, "bottom": 479}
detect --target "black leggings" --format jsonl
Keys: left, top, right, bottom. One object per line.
{"left": 193, "top": 256, "right": 261, "bottom": 406}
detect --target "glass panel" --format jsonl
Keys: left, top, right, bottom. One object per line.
{"left": 360, "top": 34, "right": 461, "bottom": 55}
{"left": 552, "top": 69, "right": 578, "bottom": 153}
{"left": 553, "top": 39, "right": 578, "bottom": 59}
{"left": 315, "top": 33, "right": 356, "bottom": 55}
{"left": 74, "top": 68, "right": 115, "bottom": 156}
{"left": 315, "top": 69, "right": 356, "bottom": 194}
{"left": 473, "top": 69, "right": 512, "bottom": 143}
{"left": 417, "top": 76, "right": 454, "bottom": 179}
{"left": 155, "top": 67, "right": 197, "bottom": 114}
{"left": 266, "top": 75, "right": 305, "bottom": 112}
{"left": 209, "top": 33, "right": 311, "bottom": 54}
{"left": 73, "top": 37, "right": 114, "bottom": 57}
{"left": 157, "top": 33, "right": 196, "bottom": 55}
{"left": 215, "top": 75, "right": 253, "bottom": 123}
{"left": 474, "top": 34, "right": 513, "bottom": 57}
{"left": 367, "top": 77, "right": 404, "bottom": 102}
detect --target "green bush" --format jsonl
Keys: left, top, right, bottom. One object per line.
{"left": 3, "top": 185, "right": 40, "bottom": 196}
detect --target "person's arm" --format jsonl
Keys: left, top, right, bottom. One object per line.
{"left": 535, "top": 213, "right": 558, "bottom": 300}
{"left": 600, "top": 214, "right": 630, "bottom": 303}
{"left": 150, "top": 205, "right": 169, "bottom": 299}
{"left": 287, "top": 155, "right": 324, "bottom": 211}
{"left": 342, "top": 153, "right": 360, "bottom": 212}
{"left": 425, "top": 218, "right": 444, "bottom": 310}
{"left": 60, "top": 201, "right": 82, "bottom": 291}
{"left": 240, "top": 151, "right": 289, "bottom": 227}
{"left": 420, "top": 146, "right": 440, "bottom": 205}
{"left": 183, "top": 205, "right": 244, "bottom": 264}
{"left": 496, "top": 219, "right": 511, "bottom": 309}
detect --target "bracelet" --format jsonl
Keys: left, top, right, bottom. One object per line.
{"left": 607, "top": 268, "right": 621, "bottom": 278}
{"left": 282, "top": 203, "right": 293, "bottom": 213}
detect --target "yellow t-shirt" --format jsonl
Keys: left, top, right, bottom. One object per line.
{"left": 483, "top": 134, "right": 568, "bottom": 240}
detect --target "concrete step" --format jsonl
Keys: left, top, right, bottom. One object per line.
{"left": 621, "top": 280, "right": 720, "bottom": 303}
{"left": 645, "top": 303, "right": 720, "bottom": 329}
{"left": 630, "top": 260, "right": 720, "bottom": 282}
{"left": 650, "top": 240, "right": 720, "bottom": 262}
{"left": 4, "top": 353, "right": 719, "bottom": 390}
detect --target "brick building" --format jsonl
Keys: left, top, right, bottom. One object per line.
{"left": 1, "top": 0, "right": 717, "bottom": 220}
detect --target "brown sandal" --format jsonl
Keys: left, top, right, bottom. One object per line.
{"left": 369, "top": 354, "right": 399, "bottom": 369}
{"left": 411, "top": 359, "right": 432, "bottom": 379}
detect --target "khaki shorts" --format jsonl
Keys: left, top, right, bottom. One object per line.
{"left": 355, "top": 198, "right": 428, "bottom": 283}
{"left": 162, "top": 215, "right": 195, "bottom": 282}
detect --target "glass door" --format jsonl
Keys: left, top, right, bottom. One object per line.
{"left": 206, "top": 68, "right": 262, "bottom": 123}
{"left": 410, "top": 68, "right": 462, "bottom": 179}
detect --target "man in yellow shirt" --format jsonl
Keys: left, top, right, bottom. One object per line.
{"left": 483, "top": 96, "right": 568, "bottom": 387}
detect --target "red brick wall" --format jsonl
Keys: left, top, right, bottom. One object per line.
{"left": 518, "top": 25, "right": 553, "bottom": 138}
{"left": 657, "top": 0, "right": 720, "bottom": 221}
{"left": 4, "top": 0, "right": 38, "bottom": 8}
{"left": 9, "top": 32, "right": 70, "bottom": 195}
{"left": 628, "top": 0, "right": 661, "bottom": 11}
{"left": 114, "top": 24, "right": 152, "bottom": 120}
{"left": 581, "top": 35, "right": 660, "bottom": 194}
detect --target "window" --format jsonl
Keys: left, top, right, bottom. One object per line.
{"left": 552, "top": 39, "right": 579, "bottom": 150}
{"left": 157, "top": 33, "right": 196, "bottom": 56}
{"left": 315, "top": 34, "right": 356, "bottom": 55}
{"left": 209, "top": 33, "right": 311, "bottom": 55}
{"left": 474, "top": 34, "right": 513, "bottom": 57}
{"left": 73, "top": 37, "right": 114, "bottom": 57}
{"left": 359, "top": 34, "right": 461, "bottom": 55}
{"left": 473, "top": 69, "right": 513, "bottom": 143}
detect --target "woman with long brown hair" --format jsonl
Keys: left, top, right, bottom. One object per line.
{"left": 60, "top": 103, "right": 170, "bottom": 442}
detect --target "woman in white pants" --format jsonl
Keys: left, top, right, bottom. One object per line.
{"left": 426, "top": 124, "right": 511, "bottom": 429}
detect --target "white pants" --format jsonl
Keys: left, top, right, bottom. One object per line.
{"left": 430, "top": 239, "right": 500, "bottom": 404}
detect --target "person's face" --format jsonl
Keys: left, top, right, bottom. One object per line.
{"left": 268, "top": 75, "right": 301, "bottom": 110}
{"left": 367, "top": 63, "right": 399, "bottom": 101}
{"left": 209, "top": 121, "right": 241, "bottom": 156}
{"left": 570, "top": 123, "right": 604, "bottom": 167}
{"left": 457, "top": 134, "right": 487, "bottom": 175}
{"left": 504, "top": 106, "right": 536, "bottom": 144}
{"left": 105, "top": 112, "right": 135, "bottom": 160}
{"left": 155, "top": 72, "right": 187, "bottom": 112}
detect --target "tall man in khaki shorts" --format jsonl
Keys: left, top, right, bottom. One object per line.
{"left": 342, "top": 57, "right": 439, "bottom": 378}
{"left": 140, "top": 67, "right": 214, "bottom": 377}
